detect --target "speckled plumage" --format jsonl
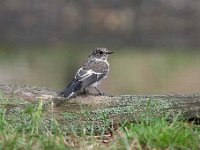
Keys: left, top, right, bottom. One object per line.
{"left": 60, "top": 48, "right": 113, "bottom": 99}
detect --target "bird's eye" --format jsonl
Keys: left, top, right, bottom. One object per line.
{"left": 99, "top": 51, "right": 103, "bottom": 55}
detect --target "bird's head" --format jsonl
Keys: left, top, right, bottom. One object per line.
{"left": 89, "top": 48, "right": 114, "bottom": 60}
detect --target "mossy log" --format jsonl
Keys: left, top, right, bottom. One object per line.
{"left": 0, "top": 84, "right": 200, "bottom": 127}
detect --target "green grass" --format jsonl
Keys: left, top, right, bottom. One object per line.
{"left": 0, "top": 95, "right": 200, "bottom": 149}
{"left": 120, "top": 117, "right": 199, "bottom": 149}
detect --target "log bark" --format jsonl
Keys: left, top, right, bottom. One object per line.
{"left": 0, "top": 84, "right": 200, "bottom": 126}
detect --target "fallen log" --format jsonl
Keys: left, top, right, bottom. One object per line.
{"left": 0, "top": 84, "right": 200, "bottom": 128}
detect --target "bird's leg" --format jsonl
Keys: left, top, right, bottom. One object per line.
{"left": 83, "top": 88, "right": 89, "bottom": 94}
{"left": 94, "top": 87, "right": 104, "bottom": 96}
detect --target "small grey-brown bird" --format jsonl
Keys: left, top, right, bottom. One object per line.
{"left": 59, "top": 48, "right": 113, "bottom": 99}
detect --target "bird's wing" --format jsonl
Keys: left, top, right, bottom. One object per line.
{"left": 74, "top": 67, "right": 107, "bottom": 87}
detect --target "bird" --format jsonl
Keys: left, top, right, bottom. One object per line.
{"left": 59, "top": 48, "right": 113, "bottom": 99}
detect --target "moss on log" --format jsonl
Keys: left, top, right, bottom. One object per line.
{"left": 0, "top": 84, "right": 200, "bottom": 127}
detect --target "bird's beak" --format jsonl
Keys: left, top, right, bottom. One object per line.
{"left": 106, "top": 51, "right": 114, "bottom": 54}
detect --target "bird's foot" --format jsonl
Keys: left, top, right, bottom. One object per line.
{"left": 96, "top": 92, "right": 104, "bottom": 96}
{"left": 80, "top": 89, "right": 90, "bottom": 97}
{"left": 83, "top": 88, "right": 89, "bottom": 94}
{"left": 94, "top": 87, "right": 105, "bottom": 96}
{"left": 96, "top": 92, "right": 114, "bottom": 97}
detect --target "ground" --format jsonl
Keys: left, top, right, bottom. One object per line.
{"left": 0, "top": 84, "right": 200, "bottom": 149}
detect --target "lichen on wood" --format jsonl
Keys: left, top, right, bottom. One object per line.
{"left": 0, "top": 84, "right": 200, "bottom": 127}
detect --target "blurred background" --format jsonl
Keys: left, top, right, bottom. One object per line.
{"left": 0, "top": 0, "right": 200, "bottom": 95}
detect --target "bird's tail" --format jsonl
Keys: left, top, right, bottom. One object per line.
{"left": 59, "top": 81, "right": 82, "bottom": 98}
